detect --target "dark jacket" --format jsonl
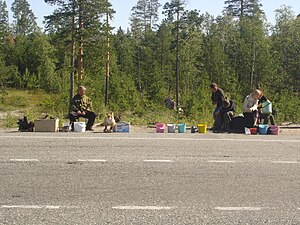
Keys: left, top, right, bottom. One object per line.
{"left": 258, "top": 95, "right": 268, "bottom": 104}
{"left": 220, "top": 100, "right": 235, "bottom": 114}
{"left": 211, "top": 88, "right": 227, "bottom": 107}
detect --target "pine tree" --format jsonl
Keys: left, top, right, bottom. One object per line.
{"left": 0, "top": 0, "right": 9, "bottom": 41}
{"left": 224, "top": 0, "right": 263, "bottom": 18}
{"left": 130, "top": 0, "right": 161, "bottom": 35}
{"left": 272, "top": 5, "right": 300, "bottom": 93}
{"left": 11, "top": 0, "right": 38, "bottom": 36}
{"left": 163, "top": 0, "right": 187, "bottom": 107}
{"left": 45, "top": 0, "right": 113, "bottom": 104}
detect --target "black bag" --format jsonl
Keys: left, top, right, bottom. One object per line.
{"left": 229, "top": 116, "right": 245, "bottom": 133}
{"left": 18, "top": 115, "right": 34, "bottom": 132}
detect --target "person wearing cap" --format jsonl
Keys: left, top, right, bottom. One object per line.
{"left": 69, "top": 86, "right": 96, "bottom": 131}
{"left": 210, "top": 83, "right": 228, "bottom": 131}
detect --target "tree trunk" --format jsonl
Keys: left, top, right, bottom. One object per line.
{"left": 78, "top": 0, "right": 83, "bottom": 81}
{"left": 69, "top": 0, "right": 76, "bottom": 110}
{"left": 105, "top": 3, "right": 110, "bottom": 107}
{"left": 175, "top": 9, "right": 180, "bottom": 108}
{"left": 240, "top": 0, "right": 244, "bottom": 18}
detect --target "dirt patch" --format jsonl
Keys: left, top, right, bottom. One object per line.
{"left": 0, "top": 111, "right": 24, "bottom": 120}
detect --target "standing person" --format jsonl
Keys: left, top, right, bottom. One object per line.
{"left": 243, "top": 89, "right": 261, "bottom": 128}
{"left": 69, "top": 86, "right": 96, "bottom": 131}
{"left": 210, "top": 83, "right": 228, "bottom": 131}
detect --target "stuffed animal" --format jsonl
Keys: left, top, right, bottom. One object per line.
{"left": 103, "top": 112, "right": 116, "bottom": 133}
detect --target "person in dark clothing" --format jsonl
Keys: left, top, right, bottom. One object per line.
{"left": 210, "top": 83, "right": 228, "bottom": 131}
{"left": 258, "top": 93, "right": 276, "bottom": 125}
{"left": 69, "top": 86, "right": 96, "bottom": 131}
{"left": 214, "top": 99, "right": 235, "bottom": 132}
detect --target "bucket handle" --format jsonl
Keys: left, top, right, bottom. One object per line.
{"left": 262, "top": 100, "right": 271, "bottom": 108}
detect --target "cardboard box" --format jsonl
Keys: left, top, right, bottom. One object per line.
{"left": 34, "top": 119, "right": 59, "bottom": 132}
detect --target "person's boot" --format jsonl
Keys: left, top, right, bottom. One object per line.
{"left": 86, "top": 126, "right": 94, "bottom": 131}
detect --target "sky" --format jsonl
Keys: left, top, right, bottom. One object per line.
{"left": 5, "top": 0, "right": 300, "bottom": 31}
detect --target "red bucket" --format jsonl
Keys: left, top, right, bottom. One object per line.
{"left": 250, "top": 127, "right": 257, "bottom": 135}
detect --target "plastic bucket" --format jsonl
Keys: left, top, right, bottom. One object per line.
{"left": 262, "top": 101, "right": 272, "bottom": 114}
{"left": 250, "top": 127, "right": 257, "bottom": 135}
{"left": 258, "top": 124, "right": 268, "bottom": 135}
{"left": 198, "top": 124, "right": 207, "bottom": 134}
{"left": 244, "top": 127, "right": 251, "bottom": 135}
{"left": 156, "top": 123, "right": 165, "bottom": 133}
{"left": 177, "top": 123, "right": 186, "bottom": 133}
{"left": 74, "top": 122, "right": 86, "bottom": 132}
{"left": 167, "top": 124, "right": 176, "bottom": 133}
{"left": 270, "top": 125, "right": 279, "bottom": 135}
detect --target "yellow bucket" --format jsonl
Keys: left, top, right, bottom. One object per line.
{"left": 198, "top": 124, "right": 207, "bottom": 134}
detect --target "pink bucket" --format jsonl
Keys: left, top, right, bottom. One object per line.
{"left": 156, "top": 123, "right": 165, "bottom": 133}
{"left": 270, "top": 125, "right": 279, "bottom": 135}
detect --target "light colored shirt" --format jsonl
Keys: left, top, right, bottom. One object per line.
{"left": 243, "top": 95, "right": 259, "bottom": 113}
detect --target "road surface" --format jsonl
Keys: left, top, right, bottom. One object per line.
{"left": 0, "top": 131, "right": 299, "bottom": 224}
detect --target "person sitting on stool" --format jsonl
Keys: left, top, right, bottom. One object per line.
{"left": 258, "top": 92, "right": 276, "bottom": 125}
{"left": 243, "top": 89, "right": 261, "bottom": 128}
{"left": 69, "top": 86, "right": 96, "bottom": 131}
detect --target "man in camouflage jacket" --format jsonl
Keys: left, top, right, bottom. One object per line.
{"left": 69, "top": 86, "right": 96, "bottom": 131}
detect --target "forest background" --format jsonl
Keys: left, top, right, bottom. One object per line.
{"left": 0, "top": 0, "right": 299, "bottom": 128}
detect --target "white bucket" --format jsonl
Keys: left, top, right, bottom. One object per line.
{"left": 74, "top": 122, "right": 86, "bottom": 132}
{"left": 167, "top": 124, "right": 176, "bottom": 133}
{"left": 244, "top": 127, "right": 251, "bottom": 135}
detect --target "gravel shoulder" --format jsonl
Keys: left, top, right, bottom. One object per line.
{"left": 1, "top": 125, "right": 300, "bottom": 136}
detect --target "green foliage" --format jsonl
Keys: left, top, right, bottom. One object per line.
{"left": 224, "top": 0, "right": 264, "bottom": 18}
{"left": 11, "top": 0, "right": 38, "bottom": 36}
{"left": 0, "top": 1, "right": 299, "bottom": 127}
{"left": 272, "top": 91, "right": 300, "bottom": 123}
{"left": 0, "top": 0, "right": 9, "bottom": 43}
{"left": 4, "top": 113, "right": 17, "bottom": 128}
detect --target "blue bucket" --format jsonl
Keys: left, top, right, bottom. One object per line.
{"left": 258, "top": 124, "right": 268, "bottom": 135}
{"left": 177, "top": 123, "right": 186, "bottom": 133}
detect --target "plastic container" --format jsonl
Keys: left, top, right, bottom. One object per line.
{"left": 167, "top": 124, "right": 176, "bottom": 133}
{"left": 261, "top": 101, "right": 272, "bottom": 114}
{"left": 177, "top": 123, "right": 186, "bottom": 133}
{"left": 156, "top": 123, "right": 165, "bottom": 133}
{"left": 250, "top": 127, "right": 257, "bottom": 135}
{"left": 34, "top": 119, "right": 59, "bottom": 132}
{"left": 244, "top": 127, "right": 251, "bottom": 135}
{"left": 258, "top": 124, "right": 269, "bottom": 135}
{"left": 114, "top": 122, "right": 130, "bottom": 132}
{"left": 74, "top": 122, "right": 86, "bottom": 132}
{"left": 198, "top": 124, "right": 207, "bottom": 134}
{"left": 270, "top": 125, "right": 279, "bottom": 135}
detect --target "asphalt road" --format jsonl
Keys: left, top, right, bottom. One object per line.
{"left": 0, "top": 131, "right": 299, "bottom": 225}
